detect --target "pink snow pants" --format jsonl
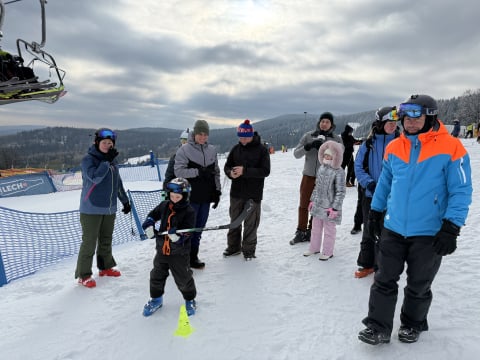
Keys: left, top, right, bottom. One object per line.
{"left": 309, "top": 216, "right": 336, "bottom": 256}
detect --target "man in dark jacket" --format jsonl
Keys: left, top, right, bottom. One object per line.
{"left": 223, "top": 120, "right": 271, "bottom": 260}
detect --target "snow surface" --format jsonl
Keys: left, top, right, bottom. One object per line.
{"left": 1, "top": 139, "right": 479, "bottom": 360}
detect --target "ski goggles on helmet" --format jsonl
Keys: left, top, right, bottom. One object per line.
{"left": 381, "top": 108, "right": 399, "bottom": 122}
{"left": 96, "top": 129, "right": 117, "bottom": 141}
{"left": 398, "top": 103, "right": 438, "bottom": 119}
{"left": 166, "top": 181, "right": 190, "bottom": 193}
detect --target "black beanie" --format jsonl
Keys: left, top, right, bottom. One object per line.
{"left": 319, "top": 112, "right": 334, "bottom": 125}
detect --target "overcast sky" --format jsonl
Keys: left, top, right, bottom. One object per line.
{"left": 0, "top": 0, "right": 479, "bottom": 131}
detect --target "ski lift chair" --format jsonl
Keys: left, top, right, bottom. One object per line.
{"left": 0, "top": 0, "right": 66, "bottom": 105}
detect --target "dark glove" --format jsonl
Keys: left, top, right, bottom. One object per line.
{"left": 368, "top": 210, "right": 383, "bottom": 241}
{"left": 304, "top": 143, "right": 313, "bottom": 151}
{"left": 433, "top": 220, "right": 460, "bottom": 256}
{"left": 212, "top": 190, "right": 221, "bottom": 209}
{"left": 142, "top": 216, "right": 155, "bottom": 230}
{"left": 311, "top": 139, "right": 323, "bottom": 150}
{"left": 105, "top": 147, "right": 119, "bottom": 162}
{"left": 366, "top": 181, "right": 376, "bottom": 193}
{"left": 198, "top": 167, "right": 214, "bottom": 180}
{"left": 122, "top": 202, "right": 131, "bottom": 214}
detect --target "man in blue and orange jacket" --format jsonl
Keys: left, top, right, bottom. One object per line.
{"left": 358, "top": 94, "right": 472, "bottom": 345}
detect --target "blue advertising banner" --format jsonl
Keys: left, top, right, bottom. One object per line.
{"left": 0, "top": 172, "right": 56, "bottom": 198}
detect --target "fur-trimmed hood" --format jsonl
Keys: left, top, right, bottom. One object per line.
{"left": 318, "top": 141, "right": 344, "bottom": 169}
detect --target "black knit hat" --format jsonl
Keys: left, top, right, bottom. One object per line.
{"left": 319, "top": 112, "right": 334, "bottom": 124}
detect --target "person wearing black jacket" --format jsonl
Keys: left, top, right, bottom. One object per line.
{"left": 141, "top": 178, "right": 197, "bottom": 317}
{"left": 223, "top": 120, "right": 271, "bottom": 260}
{"left": 341, "top": 124, "right": 357, "bottom": 187}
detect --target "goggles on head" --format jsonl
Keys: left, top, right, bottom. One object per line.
{"left": 398, "top": 103, "right": 438, "bottom": 119}
{"left": 166, "top": 182, "right": 190, "bottom": 194}
{"left": 96, "top": 129, "right": 117, "bottom": 141}
{"left": 381, "top": 108, "right": 399, "bottom": 122}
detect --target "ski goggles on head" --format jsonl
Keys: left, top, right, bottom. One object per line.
{"left": 398, "top": 103, "right": 438, "bottom": 119}
{"left": 166, "top": 182, "right": 190, "bottom": 193}
{"left": 381, "top": 108, "right": 399, "bottom": 122}
{"left": 96, "top": 129, "right": 117, "bottom": 141}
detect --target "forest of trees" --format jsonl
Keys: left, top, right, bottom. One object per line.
{"left": 1, "top": 89, "right": 479, "bottom": 171}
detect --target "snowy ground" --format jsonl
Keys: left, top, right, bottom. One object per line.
{"left": 1, "top": 139, "right": 479, "bottom": 360}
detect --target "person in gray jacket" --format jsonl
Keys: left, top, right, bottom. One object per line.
{"left": 75, "top": 128, "right": 131, "bottom": 288}
{"left": 174, "top": 120, "right": 221, "bottom": 269}
{"left": 290, "top": 112, "right": 342, "bottom": 245}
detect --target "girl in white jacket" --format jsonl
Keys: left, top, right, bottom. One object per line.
{"left": 304, "top": 141, "right": 346, "bottom": 260}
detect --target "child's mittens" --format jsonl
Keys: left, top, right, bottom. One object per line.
{"left": 308, "top": 201, "right": 313, "bottom": 212}
{"left": 327, "top": 208, "right": 338, "bottom": 219}
{"left": 167, "top": 227, "right": 180, "bottom": 242}
{"left": 145, "top": 226, "right": 155, "bottom": 239}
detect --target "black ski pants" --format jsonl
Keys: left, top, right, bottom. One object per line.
{"left": 362, "top": 229, "right": 442, "bottom": 335}
{"left": 227, "top": 196, "right": 261, "bottom": 256}
{"left": 149, "top": 251, "right": 196, "bottom": 301}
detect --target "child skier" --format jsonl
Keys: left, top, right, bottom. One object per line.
{"left": 304, "top": 141, "right": 346, "bottom": 260}
{"left": 141, "top": 178, "right": 197, "bottom": 317}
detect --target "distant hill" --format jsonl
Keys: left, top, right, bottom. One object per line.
{"left": 0, "top": 125, "right": 45, "bottom": 136}
{"left": 0, "top": 96, "right": 462, "bottom": 170}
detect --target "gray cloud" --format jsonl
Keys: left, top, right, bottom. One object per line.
{"left": 1, "top": 0, "right": 479, "bottom": 131}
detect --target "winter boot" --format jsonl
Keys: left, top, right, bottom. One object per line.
{"left": 190, "top": 247, "right": 205, "bottom": 269}
{"left": 99, "top": 268, "right": 121, "bottom": 277}
{"left": 398, "top": 325, "right": 421, "bottom": 343}
{"left": 318, "top": 254, "right": 333, "bottom": 261}
{"left": 243, "top": 252, "right": 256, "bottom": 261}
{"left": 354, "top": 267, "right": 374, "bottom": 278}
{"left": 350, "top": 226, "right": 362, "bottom": 235}
{"left": 358, "top": 327, "right": 390, "bottom": 345}
{"left": 223, "top": 248, "right": 241, "bottom": 257}
{"left": 143, "top": 296, "right": 163, "bottom": 317}
{"left": 185, "top": 299, "right": 196, "bottom": 316}
{"left": 78, "top": 276, "right": 96, "bottom": 288}
{"left": 289, "top": 229, "right": 308, "bottom": 245}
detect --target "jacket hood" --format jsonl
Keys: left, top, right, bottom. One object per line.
{"left": 318, "top": 141, "right": 344, "bottom": 169}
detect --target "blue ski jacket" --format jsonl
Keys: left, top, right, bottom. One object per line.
{"left": 79, "top": 145, "right": 129, "bottom": 215}
{"left": 371, "top": 121, "right": 472, "bottom": 236}
{"left": 354, "top": 131, "right": 398, "bottom": 198}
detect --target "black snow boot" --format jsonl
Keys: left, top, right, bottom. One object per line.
{"left": 358, "top": 327, "right": 390, "bottom": 345}
{"left": 289, "top": 229, "right": 308, "bottom": 245}
{"left": 398, "top": 325, "right": 421, "bottom": 343}
{"left": 190, "top": 247, "right": 205, "bottom": 269}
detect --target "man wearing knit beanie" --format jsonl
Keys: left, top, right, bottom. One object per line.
{"left": 193, "top": 120, "right": 209, "bottom": 135}
{"left": 290, "top": 111, "right": 342, "bottom": 245}
{"left": 224, "top": 119, "right": 270, "bottom": 260}
{"left": 174, "top": 119, "right": 221, "bottom": 269}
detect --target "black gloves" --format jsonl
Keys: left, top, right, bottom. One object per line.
{"left": 366, "top": 181, "right": 376, "bottom": 193}
{"left": 304, "top": 138, "right": 324, "bottom": 151}
{"left": 311, "top": 139, "right": 323, "bottom": 150}
{"left": 105, "top": 147, "right": 119, "bottom": 162}
{"left": 212, "top": 190, "right": 221, "bottom": 209}
{"left": 368, "top": 210, "right": 383, "bottom": 241}
{"left": 433, "top": 219, "right": 460, "bottom": 256}
{"left": 122, "top": 202, "right": 131, "bottom": 214}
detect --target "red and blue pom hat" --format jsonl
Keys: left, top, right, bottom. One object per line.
{"left": 237, "top": 119, "right": 254, "bottom": 137}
